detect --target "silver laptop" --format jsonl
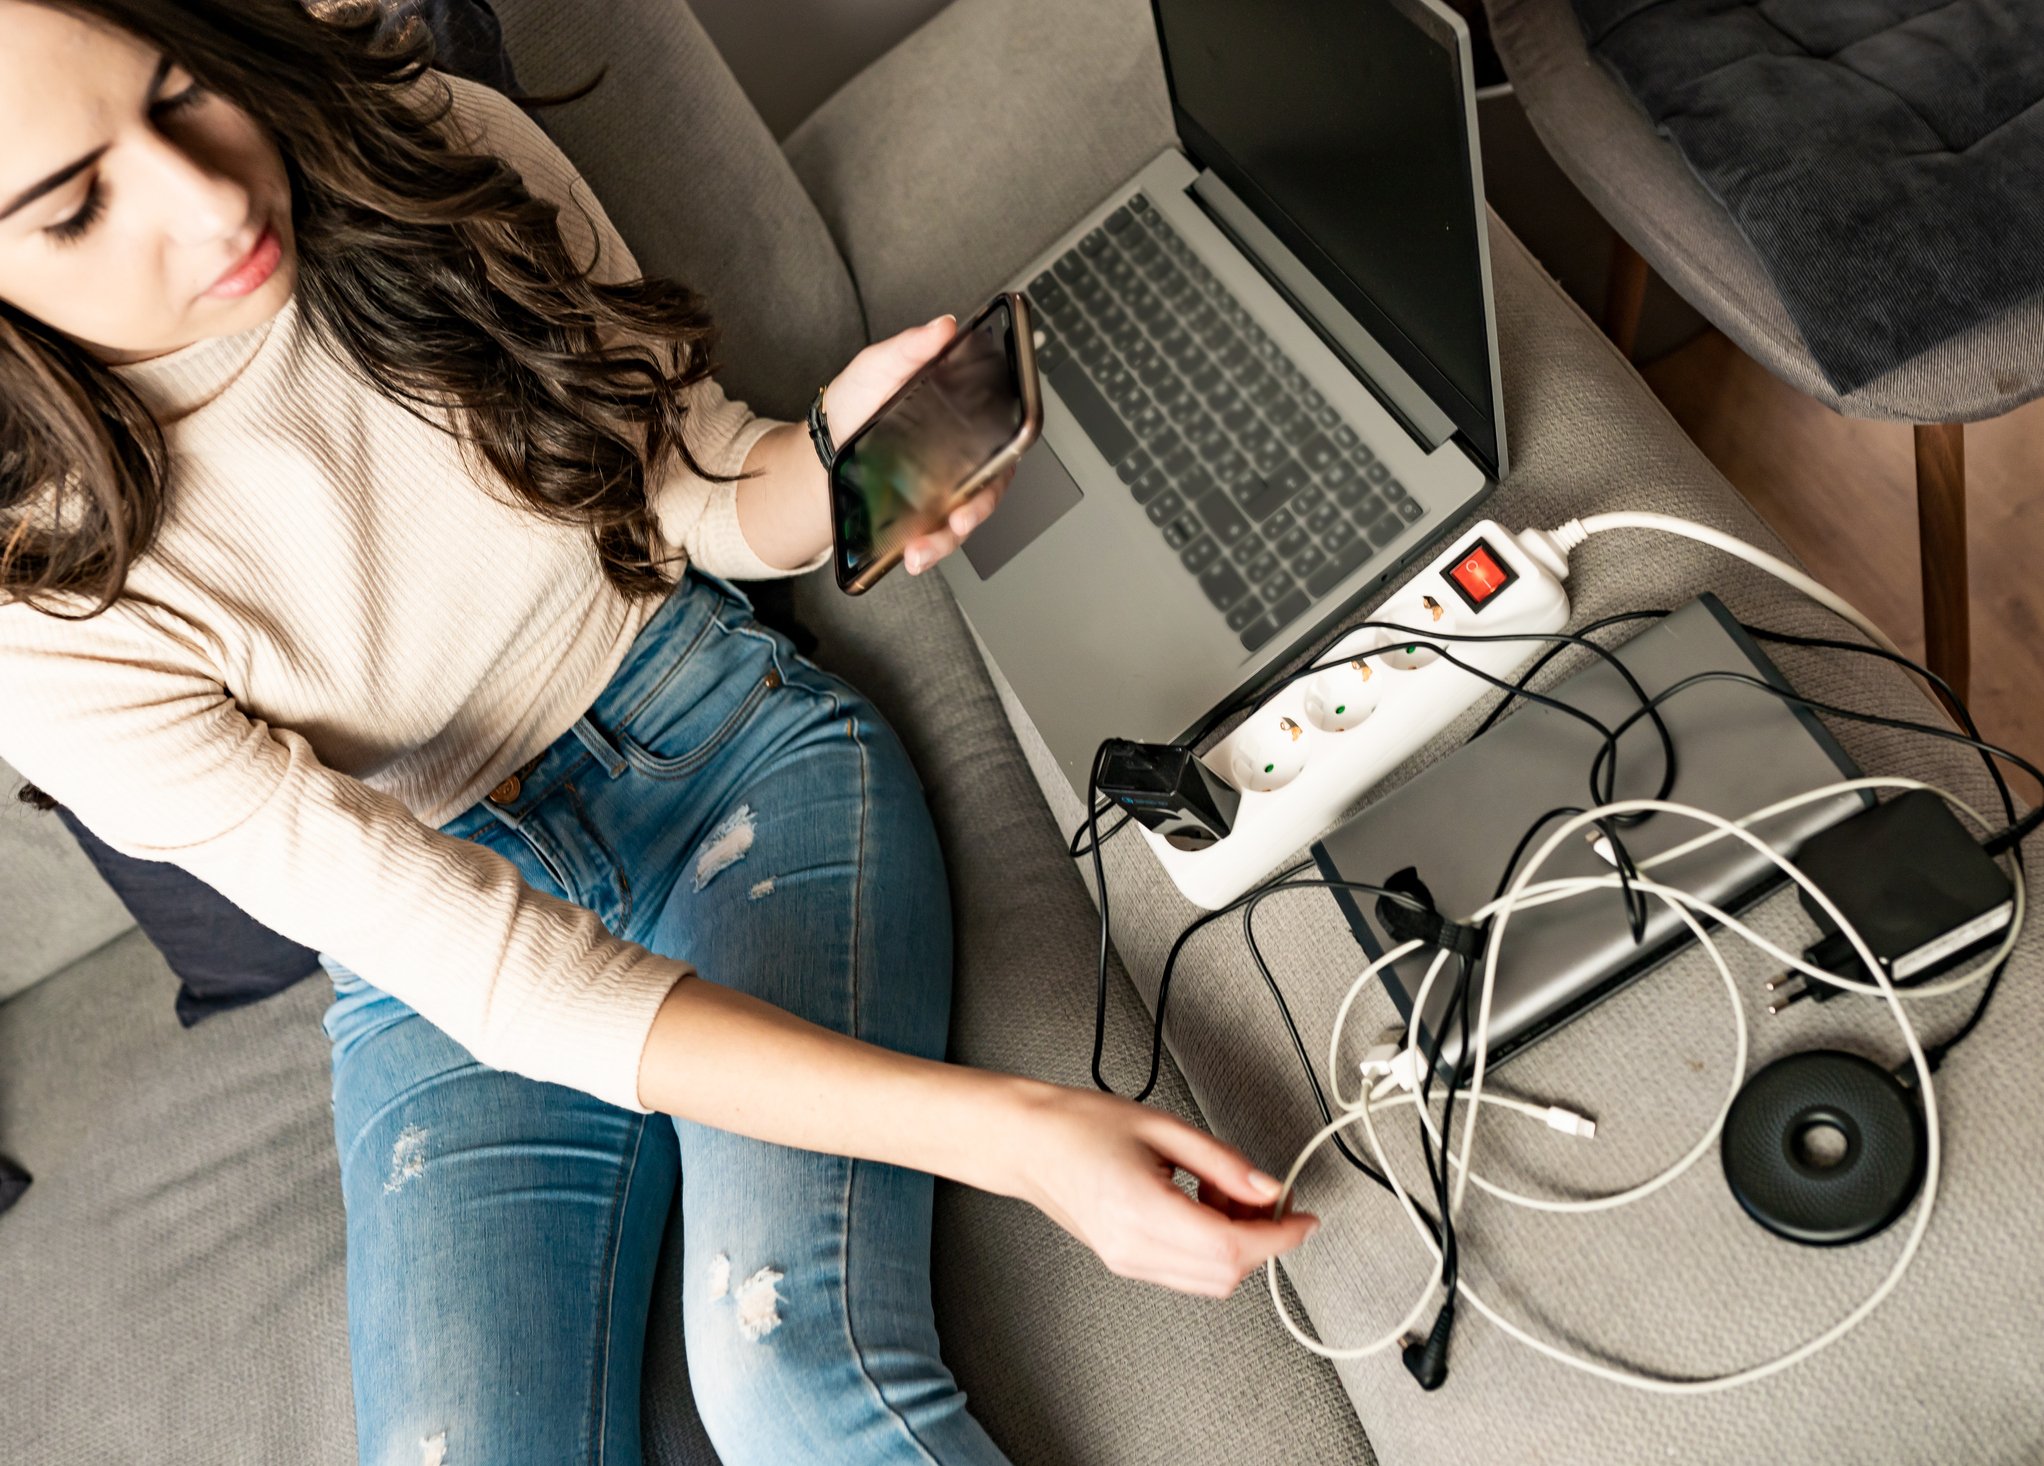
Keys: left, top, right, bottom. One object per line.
{"left": 1313, "top": 598, "right": 1872, "bottom": 1074}
{"left": 940, "top": 0, "right": 1507, "bottom": 798}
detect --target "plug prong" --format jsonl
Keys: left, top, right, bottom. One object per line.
{"left": 1766, "top": 983, "right": 1810, "bottom": 1015}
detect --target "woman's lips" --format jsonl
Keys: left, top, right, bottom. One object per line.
{"left": 206, "top": 223, "right": 282, "bottom": 300}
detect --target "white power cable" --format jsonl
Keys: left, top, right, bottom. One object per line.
{"left": 1260, "top": 781, "right": 2001, "bottom": 1393}
{"left": 1523, "top": 512, "right": 1907, "bottom": 664}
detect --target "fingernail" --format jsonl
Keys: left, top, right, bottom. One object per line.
{"left": 904, "top": 550, "right": 924, "bottom": 573}
{"left": 1305, "top": 1218, "right": 1321, "bottom": 1239}
{"left": 1248, "top": 1169, "right": 1282, "bottom": 1200}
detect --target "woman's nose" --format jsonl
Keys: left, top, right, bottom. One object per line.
{"left": 134, "top": 129, "right": 251, "bottom": 246}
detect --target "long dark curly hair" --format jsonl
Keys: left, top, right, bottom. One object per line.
{"left": 0, "top": 0, "right": 727, "bottom": 626}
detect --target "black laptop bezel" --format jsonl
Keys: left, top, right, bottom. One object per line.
{"left": 1147, "top": 0, "right": 1503, "bottom": 480}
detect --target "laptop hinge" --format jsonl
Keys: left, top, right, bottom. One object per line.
{"left": 1190, "top": 168, "right": 1457, "bottom": 455}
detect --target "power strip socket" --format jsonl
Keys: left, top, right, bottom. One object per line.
{"left": 1143, "top": 521, "right": 1571, "bottom": 908}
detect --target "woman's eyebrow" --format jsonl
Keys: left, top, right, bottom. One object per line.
{"left": 0, "top": 55, "right": 175, "bottom": 223}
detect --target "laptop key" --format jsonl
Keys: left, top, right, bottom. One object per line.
{"left": 1181, "top": 536, "right": 1221, "bottom": 573}
{"left": 1054, "top": 252, "right": 1087, "bottom": 283}
{"left": 1047, "top": 361, "right": 1135, "bottom": 468}
{"left": 1299, "top": 433, "right": 1339, "bottom": 472}
{"left": 1202, "top": 563, "right": 1251, "bottom": 612}
{"left": 1147, "top": 488, "right": 1186, "bottom": 525}
{"left": 1289, "top": 544, "right": 1327, "bottom": 579}
{"left": 1237, "top": 475, "right": 1296, "bottom": 522}
{"left": 1116, "top": 449, "right": 1153, "bottom": 484}
{"left": 1323, "top": 518, "right": 1359, "bottom": 552}
{"left": 1259, "top": 570, "right": 1298, "bottom": 604}
{"left": 1266, "top": 588, "right": 1312, "bottom": 630}
{"left": 1237, "top": 615, "right": 1281, "bottom": 653}
{"left": 1036, "top": 341, "right": 1069, "bottom": 375}
{"left": 1268, "top": 458, "right": 1309, "bottom": 497}
{"left": 1130, "top": 467, "right": 1169, "bottom": 505}
{"left": 1164, "top": 513, "right": 1201, "bottom": 551}
{"left": 1366, "top": 513, "right": 1404, "bottom": 547}
{"left": 1275, "top": 527, "right": 1311, "bottom": 559}
{"left": 1105, "top": 205, "right": 1134, "bottom": 233}
{"left": 1228, "top": 602, "right": 1267, "bottom": 635}
{"left": 1366, "top": 460, "right": 1391, "bottom": 485}
{"left": 1399, "top": 499, "right": 1427, "bottom": 523}
{"left": 1244, "top": 550, "right": 1281, "bottom": 583}
{"left": 1305, "top": 501, "right": 1339, "bottom": 534}
{"left": 1381, "top": 477, "right": 1408, "bottom": 501}
{"left": 1197, "top": 492, "right": 1250, "bottom": 545}
{"left": 1080, "top": 228, "right": 1109, "bottom": 256}
{"left": 1306, "top": 539, "right": 1372, "bottom": 597}
{"left": 1263, "top": 506, "right": 1298, "bottom": 539}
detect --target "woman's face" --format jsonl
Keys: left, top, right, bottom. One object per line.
{"left": 0, "top": 1, "right": 297, "bottom": 363}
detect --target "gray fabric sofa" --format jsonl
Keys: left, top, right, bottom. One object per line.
{"left": 5, "top": 1, "right": 2038, "bottom": 1463}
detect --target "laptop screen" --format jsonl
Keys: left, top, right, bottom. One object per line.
{"left": 1153, "top": 0, "right": 1501, "bottom": 477}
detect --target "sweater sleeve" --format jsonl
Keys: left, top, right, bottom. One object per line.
{"left": 0, "top": 599, "right": 682, "bottom": 1112}
{"left": 437, "top": 75, "right": 821, "bottom": 581}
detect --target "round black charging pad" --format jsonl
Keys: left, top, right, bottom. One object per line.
{"left": 1720, "top": 1050, "right": 1927, "bottom": 1246}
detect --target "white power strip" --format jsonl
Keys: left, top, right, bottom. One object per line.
{"left": 1143, "top": 521, "right": 1571, "bottom": 908}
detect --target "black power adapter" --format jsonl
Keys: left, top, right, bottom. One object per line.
{"left": 1096, "top": 739, "right": 1240, "bottom": 850}
{"left": 1767, "top": 789, "right": 2016, "bottom": 1010}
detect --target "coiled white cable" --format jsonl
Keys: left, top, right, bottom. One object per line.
{"left": 1259, "top": 779, "right": 2011, "bottom": 1392}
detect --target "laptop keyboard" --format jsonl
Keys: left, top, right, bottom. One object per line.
{"left": 1024, "top": 193, "right": 1425, "bottom": 653}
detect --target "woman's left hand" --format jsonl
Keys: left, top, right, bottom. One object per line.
{"left": 822, "top": 315, "right": 1019, "bottom": 576}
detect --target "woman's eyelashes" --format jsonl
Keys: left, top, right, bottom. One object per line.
{"left": 44, "top": 79, "right": 211, "bottom": 247}
{"left": 47, "top": 183, "right": 105, "bottom": 247}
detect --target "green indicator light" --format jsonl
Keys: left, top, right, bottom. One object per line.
{"left": 1335, "top": 704, "right": 1347, "bottom": 715}
{"left": 1264, "top": 762, "right": 1275, "bottom": 774}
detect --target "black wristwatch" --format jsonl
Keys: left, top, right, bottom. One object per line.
{"left": 806, "top": 386, "right": 837, "bottom": 472}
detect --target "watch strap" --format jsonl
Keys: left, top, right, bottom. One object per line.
{"left": 806, "top": 386, "right": 837, "bottom": 472}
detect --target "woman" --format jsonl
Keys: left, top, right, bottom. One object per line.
{"left": 0, "top": 2, "right": 1317, "bottom": 1462}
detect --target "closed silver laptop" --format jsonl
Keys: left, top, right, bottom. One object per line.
{"left": 941, "top": 0, "right": 1507, "bottom": 799}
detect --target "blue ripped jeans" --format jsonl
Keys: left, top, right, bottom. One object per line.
{"left": 320, "top": 571, "right": 1010, "bottom": 1466}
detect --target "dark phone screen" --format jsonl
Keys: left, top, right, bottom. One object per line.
{"left": 832, "top": 301, "right": 1024, "bottom": 580}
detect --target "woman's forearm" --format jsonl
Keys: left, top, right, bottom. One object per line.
{"left": 732, "top": 421, "right": 833, "bottom": 573}
{"left": 635, "top": 972, "right": 1050, "bottom": 1197}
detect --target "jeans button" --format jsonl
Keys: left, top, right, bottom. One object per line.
{"left": 489, "top": 774, "right": 522, "bottom": 804}
{"left": 764, "top": 668, "right": 782, "bottom": 689}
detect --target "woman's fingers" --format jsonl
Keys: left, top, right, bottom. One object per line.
{"left": 902, "top": 527, "right": 957, "bottom": 574}
{"left": 1136, "top": 1110, "right": 1294, "bottom": 1213}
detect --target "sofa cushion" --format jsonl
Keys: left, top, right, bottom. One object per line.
{"left": 487, "top": 0, "right": 865, "bottom": 420}
{"left": 0, "top": 759, "right": 133, "bottom": 1002}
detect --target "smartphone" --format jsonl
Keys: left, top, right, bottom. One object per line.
{"left": 831, "top": 293, "right": 1043, "bottom": 594}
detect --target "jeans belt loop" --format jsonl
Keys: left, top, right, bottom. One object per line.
{"left": 571, "top": 713, "right": 630, "bottom": 778}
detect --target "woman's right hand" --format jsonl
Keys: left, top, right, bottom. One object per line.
{"left": 1000, "top": 1082, "right": 1319, "bottom": 1298}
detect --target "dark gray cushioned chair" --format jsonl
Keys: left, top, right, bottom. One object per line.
{"left": 1485, "top": 0, "right": 2044, "bottom": 702}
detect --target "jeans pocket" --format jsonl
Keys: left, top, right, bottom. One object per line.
{"left": 610, "top": 623, "right": 788, "bottom": 779}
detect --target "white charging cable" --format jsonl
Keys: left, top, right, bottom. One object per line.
{"left": 1259, "top": 778, "right": 2015, "bottom": 1392}
{"left": 1515, "top": 511, "right": 1906, "bottom": 664}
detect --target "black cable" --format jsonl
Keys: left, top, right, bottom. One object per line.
{"left": 1466, "top": 609, "right": 1673, "bottom": 741}
{"left": 1584, "top": 659, "right": 2038, "bottom": 1066}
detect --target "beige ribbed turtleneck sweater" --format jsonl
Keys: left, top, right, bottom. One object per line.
{"left": 0, "top": 76, "right": 809, "bottom": 1112}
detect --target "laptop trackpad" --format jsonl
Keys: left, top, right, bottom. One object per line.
{"left": 960, "top": 445, "right": 1083, "bottom": 580}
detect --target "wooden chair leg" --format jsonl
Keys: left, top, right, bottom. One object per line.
{"left": 1913, "top": 423, "right": 1970, "bottom": 705}
{"left": 1602, "top": 231, "right": 1649, "bottom": 360}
